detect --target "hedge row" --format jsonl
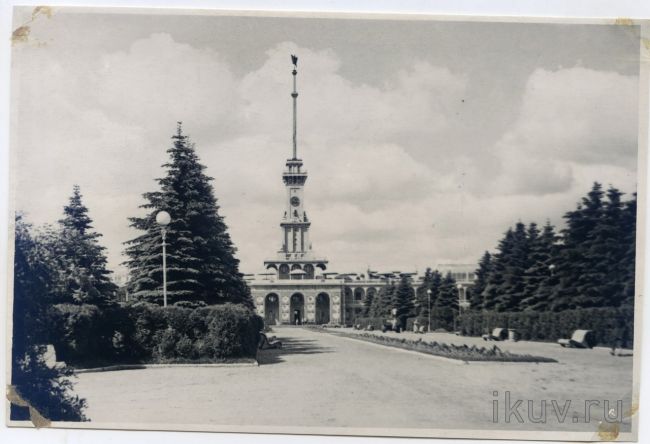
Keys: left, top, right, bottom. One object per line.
{"left": 457, "top": 307, "right": 634, "bottom": 347}
{"left": 47, "top": 302, "right": 263, "bottom": 367}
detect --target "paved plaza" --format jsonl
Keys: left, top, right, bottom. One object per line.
{"left": 73, "top": 327, "right": 633, "bottom": 434}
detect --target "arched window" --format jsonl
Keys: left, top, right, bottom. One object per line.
{"left": 264, "top": 293, "right": 280, "bottom": 326}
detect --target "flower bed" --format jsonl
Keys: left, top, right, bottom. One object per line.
{"left": 309, "top": 327, "right": 556, "bottom": 363}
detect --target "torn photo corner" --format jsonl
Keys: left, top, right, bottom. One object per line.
{"left": 5, "top": 5, "right": 649, "bottom": 442}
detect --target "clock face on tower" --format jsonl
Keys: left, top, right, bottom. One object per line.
{"left": 291, "top": 196, "right": 300, "bottom": 207}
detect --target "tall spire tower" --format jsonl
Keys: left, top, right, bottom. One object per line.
{"left": 263, "top": 55, "right": 328, "bottom": 280}
{"left": 291, "top": 54, "right": 298, "bottom": 160}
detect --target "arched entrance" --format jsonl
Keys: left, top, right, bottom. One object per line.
{"left": 264, "top": 293, "right": 280, "bottom": 326}
{"left": 290, "top": 293, "right": 305, "bottom": 325}
{"left": 315, "top": 293, "right": 330, "bottom": 324}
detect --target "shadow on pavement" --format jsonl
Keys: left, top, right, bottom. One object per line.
{"left": 257, "top": 336, "right": 334, "bottom": 365}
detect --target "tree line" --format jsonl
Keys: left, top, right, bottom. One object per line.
{"left": 359, "top": 270, "right": 459, "bottom": 330}
{"left": 470, "top": 183, "right": 636, "bottom": 312}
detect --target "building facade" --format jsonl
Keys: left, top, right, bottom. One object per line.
{"left": 248, "top": 57, "right": 474, "bottom": 326}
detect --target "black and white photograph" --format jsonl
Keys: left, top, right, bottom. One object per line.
{"left": 3, "top": 4, "right": 649, "bottom": 442}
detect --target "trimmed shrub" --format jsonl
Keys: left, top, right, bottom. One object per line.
{"left": 47, "top": 302, "right": 262, "bottom": 366}
{"left": 202, "top": 304, "right": 262, "bottom": 360}
{"left": 175, "top": 335, "right": 194, "bottom": 359}
{"left": 47, "top": 304, "right": 110, "bottom": 364}
{"left": 152, "top": 327, "right": 181, "bottom": 361}
{"left": 457, "top": 307, "right": 634, "bottom": 347}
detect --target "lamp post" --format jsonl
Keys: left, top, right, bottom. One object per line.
{"left": 427, "top": 288, "right": 432, "bottom": 333}
{"left": 456, "top": 283, "right": 463, "bottom": 331}
{"left": 156, "top": 211, "right": 171, "bottom": 307}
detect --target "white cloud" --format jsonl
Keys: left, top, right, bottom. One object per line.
{"left": 11, "top": 34, "right": 638, "bottom": 276}
{"left": 479, "top": 67, "right": 638, "bottom": 196}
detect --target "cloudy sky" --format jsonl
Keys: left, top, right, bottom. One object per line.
{"left": 10, "top": 8, "right": 641, "bottom": 276}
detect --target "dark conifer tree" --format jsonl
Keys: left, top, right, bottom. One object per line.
{"left": 470, "top": 252, "right": 491, "bottom": 310}
{"left": 520, "top": 221, "right": 558, "bottom": 311}
{"left": 393, "top": 275, "right": 415, "bottom": 328}
{"left": 482, "top": 228, "right": 514, "bottom": 311}
{"left": 433, "top": 272, "right": 458, "bottom": 330}
{"left": 125, "top": 123, "right": 251, "bottom": 307}
{"left": 551, "top": 182, "right": 605, "bottom": 310}
{"left": 436, "top": 272, "right": 458, "bottom": 311}
{"left": 577, "top": 186, "right": 627, "bottom": 307}
{"left": 621, "top": 192, "right": 637, "bottom": 307}
{"left": 494, "top": 222, "right": 528, "bottom": 311}
{"left": 370, "top": 282, "right": 395, "bottom": 318}
{"left": 415, "top": 268, "right": 434, "bottom": 320}
{"left": 428, "top": 270, "right": 443, "bottom": 308}
{"left": 51, "top": 185, "right": 117, "bottom": 305}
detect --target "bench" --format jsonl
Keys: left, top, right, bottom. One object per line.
{"left": 558, "top": 329, "right": 595, "bottom": 349}
{"left": 258, "top": 332, "right": 282, "bottom": 350}
{"left": 482, "top": 328, "right": 507, "bottom": 341}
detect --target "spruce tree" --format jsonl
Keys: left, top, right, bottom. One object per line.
{"left": 482, "top": 228, "right": 513, "bottom": 311}
{"left": 370, "top": 282, "right": 395, "bottom": 318}
{"left": 125, "top": 123, "right": 251, "bottom": 307}
{"left": 415, "top": 268, "right": 434, "bottom": 321}
{"left": 470, "top": 252, "right": 491, "bottom": 310}
{"left": 621, "top": 193, "right": 637, "bottom": 307}
{"left": 520, "top": 221, "right": 558, "bottom": 311}
{"left": 428, "top": 270, "right": 443, "bottom": 308}
{"left": 551, "top": 183, "right": 605, "bottom": 310}
{"left": 578, "top": 186, "right": 627, "bottom": 307}
{"left": 393, "top": 275, "right": 415, "bottom": 328}
{"left": 436, "top": 272, "right": 458, "bottom": 310}
{"left": 51, "top": 185, "right": 117, "bottom": 305}
{"left": 434, "top": 272, "right": 458, "bottom": 330}
{"left": 494, "top": 222, "right": 529, "bottom": 311}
